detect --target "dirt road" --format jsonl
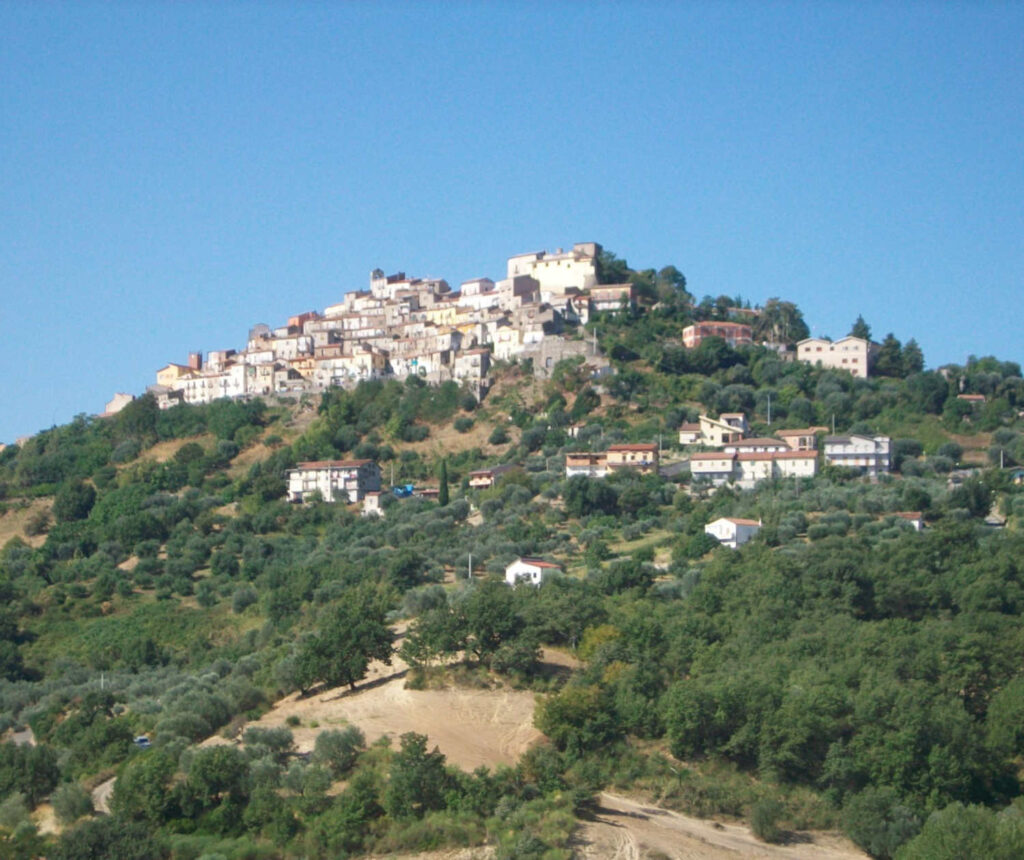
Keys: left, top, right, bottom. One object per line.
{"left": 572, "top": 793, "right": 866, "bottom": 860}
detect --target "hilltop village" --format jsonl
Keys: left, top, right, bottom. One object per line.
{"left": 149, "top": 242, "right": 623, "bottom": 409}
{"left": 140, "top": 241, "right": 883, "bottom": 411}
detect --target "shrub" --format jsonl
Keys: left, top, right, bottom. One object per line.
{"left": 52, "top": 783, "right": 94, "bottom": 824}
{"left": 488, "top": 426, "right": 510, "bottom": 446}
{"left": 453, "top": 417, "right": 474, "bottom": 434}
{"left": 750, "top": 798, "right": 784, "bottom": 843}
{"left": 231, "top": 586, "right": 258, "bottom": 614}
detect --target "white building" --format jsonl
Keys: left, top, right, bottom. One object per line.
{"left": 691, "top": 450, "right": 818, "bottom": 488}
{"left": 704, "top": 517, "right": 761, "bottom": 549}
{"left": 678, "top": 423, "right": 702, "bottom": 445}
{"left": 286, "top": 459, "right": 382, "bottom": 504}
{"left": 565, "top": 452, "right": 608, "bottom": 479}
{"left": 823, "top": 435, "right": 891, "bottom": 477}
{"left": 505, "top": 557, "right": 562, "bottom": 587}
{"left": 796, "top": 336, "right": 877, "bottom": 379}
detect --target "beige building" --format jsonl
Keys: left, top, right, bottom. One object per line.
{"left": 796, "top": 336, "right": 877, "bottom": 379}
{"left": 506, "top": 243, "right": 600, "bottom": 297}
{"left": 698, "top": 414, "right": 748, "bottom": 446}
{"left": 606, "top": 443, "right": 659, "bottom": 474}
{"left": 776, "top": 427, "right": 828, "bottom": 451}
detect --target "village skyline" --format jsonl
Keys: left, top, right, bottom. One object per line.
{"left": 3, "top": 3, "right": 1022, "bottom": 442}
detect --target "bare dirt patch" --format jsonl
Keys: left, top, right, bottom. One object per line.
{"left": 207, "top": 649, "right": 543, "bottom": 772}
{"left": 573, "top": 793, "right": 867, "bottom": 860}
{"left": 136, "top": 435, "right": 216, "bottom": 465}
{"left": 0, "top": 499, "right": 51, "bottom": 547}
{"left": 228, "top": 442, "right": 274, "bottom": 477}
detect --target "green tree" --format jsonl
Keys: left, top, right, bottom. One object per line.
{"left": 52, "top": 480, "right": 97, "bottom": 523}
{"left": 111, "top": 749, "right": 178, "bottom": 824}
{"left": 753, "top": 298, "right": 810, "bottom": 345}
{"left": 876, "top": 333, "right": 905, "bottom": 377}
{"left": 438, "top": 458, "right": 450, "bottom": 507}
{"left": 295, "top": 585, "right": 394, "bottom": 692}
{"left": 843, "top": 787, "right": 921, "bottom": 859}
{"left": 52, "top": 783, "right": 94, "bottom": 825}
{"left": 384, "top": 732, "right": 449, "bottom": 819}
{"left": 186, "top": 745, "right": 249, "bottom": 808}
{"left": 51, "top": 815, "right": 169, "bottom": 860}
{"left": 902, "top": 338, "right": 925, "bottom": 374}
{"left": 850, "top": 315, "right": 872, "bottom": 340}
{"left": 312, "top": 727, "right": 365, "bottom": 778}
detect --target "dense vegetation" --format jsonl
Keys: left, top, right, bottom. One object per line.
{"left": 1, "top": 256, "right": 1024, "bottom": 858}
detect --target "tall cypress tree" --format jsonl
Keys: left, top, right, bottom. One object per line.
{"left": 438, "top": 459, "right": 449, "bottom": 507}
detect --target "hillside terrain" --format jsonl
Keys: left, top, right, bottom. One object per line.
{"left": 1, "top": 273, "right": 1024, "bottom": 859}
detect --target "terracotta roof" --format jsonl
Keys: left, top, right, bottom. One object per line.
{"left": 726, "top": 437, "right": 786, "bottom": 447}
{"left": 893, "top": 511, "right": 923, "bottom": 520}
{"left": 724, "top": 517, "right": 761, "bottom": 526}
{"left": 679, "top": 423, "right": 701, "bottom": 431}
{"left": 607, "top": 443, "right": 658, "bottom": 452}
{"left": 293, "top": 460, "right": 374, "bottom": 469}
{"left": 775, "top": 427, "right": 828, "bottom": 436}
{"left": 690, "top": 452, "right": 736, "bottom": 461}
{"left": 517, "top": 557, "right": 562, "bottom": 569}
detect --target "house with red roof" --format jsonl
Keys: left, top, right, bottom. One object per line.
{"left": 505, "top": 557, "right": 562, "bottom": 587}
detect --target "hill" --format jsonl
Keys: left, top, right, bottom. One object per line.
{"left": 0, "top": 294, "right": 1023, "bottom": 858}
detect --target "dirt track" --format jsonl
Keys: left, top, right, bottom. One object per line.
{"left": 573, "top": 793, "right": 866, "bottom": 860}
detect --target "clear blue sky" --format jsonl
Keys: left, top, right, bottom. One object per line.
{"left": 2, "top": 2, "right": 1022, "bottom": 443}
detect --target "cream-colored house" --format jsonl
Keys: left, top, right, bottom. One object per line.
{"left": 606, "top": 443, "right": 659, "bottom": 474}
{"left": 699, "top": 414, "right": 748, "bottom": 446}
{"left": 796, "top": 336, "right": 877, "bottom": 379}
{"left": 776, "top": 427, "right": 828, "bottom": 451}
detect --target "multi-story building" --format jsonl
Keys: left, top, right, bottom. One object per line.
{"left": 690, "top": 449, "right": 817, "bottom": 488}
{"left": 682, "top": 322, "right": 753, "bottom": 349}
{"left": 796, "top": 336, "right": 877, "bottom": 379}
{"left": 286, "top": 459, "right": 382, "bottom": 504}
{"left": 565, "top": 452, "right": 608, "bottom": 478}
{"left": 823, "top": 435, "right": 891, "bottom": 476}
